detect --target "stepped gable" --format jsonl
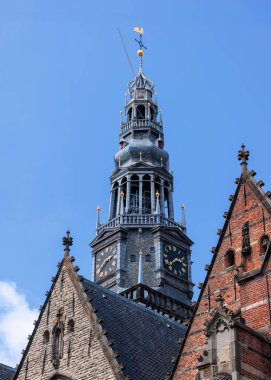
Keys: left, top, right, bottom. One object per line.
{"left": 82, "top": 278, "right": 186, "bottom": 380}
{"left": 171, "top": 146, "right": 271, "bottom": 380}
{"left": 14, "top": 231, "right": 185, "bottom": 380}
{"left": 0, "top": 363, "right": 15, "bottom": 380}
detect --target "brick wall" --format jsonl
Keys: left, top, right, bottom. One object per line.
{"left": 173, "top": 171, "right": 271, "bottom": 379}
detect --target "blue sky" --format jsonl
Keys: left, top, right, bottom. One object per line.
{"left": 0, "top": 1, "right": 271, "bottom": 365}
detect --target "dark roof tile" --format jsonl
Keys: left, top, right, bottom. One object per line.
{"left": 82, "top": 279, "right": 186, "bottom": 380}
{"left": 0, "top": 363, "right": 15, "bottom": 380}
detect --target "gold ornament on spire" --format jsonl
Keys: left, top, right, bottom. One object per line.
{"left": 134, "top": 26, "right": 147, "bottom": 59}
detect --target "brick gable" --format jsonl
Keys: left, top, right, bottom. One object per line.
{"left": 172, "top": 153, "right": 271, "bottom": 380}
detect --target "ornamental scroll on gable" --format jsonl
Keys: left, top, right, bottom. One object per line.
{"left": 51, "top": 307, "right": 65, "bottom": 369}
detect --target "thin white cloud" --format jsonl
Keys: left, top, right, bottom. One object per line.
{"left": 0, "top": 281, "right": 38, "bottom": 367}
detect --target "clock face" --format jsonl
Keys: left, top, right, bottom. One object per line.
{"left": 95, "top": 245, "right": 117, "bottom": 280}
{"left": 163, "top": 244, "right": 188, "bottom": 277}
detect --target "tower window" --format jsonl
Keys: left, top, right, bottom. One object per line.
{"left": 260, "top": 235, "right": 269, "bottom": 255}
{"left": 67, "top": 319, "right": 75, "bottom": 333}
{"left": 130, "top": 254, "right": 136, "bottom": 262}
{"left": 145, "top": 254, "right": 152, "bottom": 262}
{"left": 136, "top": 105, "right": 145, "bottom": 119}
{"left": 43, "top": 330, "right": 50, "bottom": 344}
{"left": 225, "top": 250, "right": 235, "bottom": 268}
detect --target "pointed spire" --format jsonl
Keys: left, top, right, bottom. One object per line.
{"left": 96, "top": 206, "right": 101, "bottom": 231}
{"left": 120, "top": 191, "right": 125, "bottom": 215}
{"left": 138, "top": 249, "right": 144, "bottom": 284}
{"left": 63, "top": 230, "right": 73, "bottom": 258}
{"left": 155, "top": 191, "right": 161, "bottom": 214}
{"left": 181, "top": 204, "right": 186, "bottom": 228}
{"left": 238, "top": 144, "right": 249, "bottom": 175}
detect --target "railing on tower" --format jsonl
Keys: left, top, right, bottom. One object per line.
{"left": 120, "top": 283, "right": 193, "bottom": 323}
{"left": 121, "top": 119, "right": 162, "bottom": 134}
{"left": 97, "top": 213, "right": 186, "bottom": 234}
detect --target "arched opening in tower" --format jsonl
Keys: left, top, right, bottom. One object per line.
{"left": 164, "top": 181, "right": 169, "bottom": 218}
{"left": 142, "top": 174, "right": 151, "bottom": 214}
{"left": 136, "top": 105, "right": 145, "bottom": 120}
{"left": 112, "top": 182, "right": 119, "bottom": 218}
{"left": 130, "top": 175, "right": 139, "bottom": 213}
{"left": 150, "top": 107, "right": 155, "bottom": 121}
{"left": 121, "top": 177, "right": 127, "bottom": 213}
{"left": 127, "top": 107, "right": 132, "bottom": 121}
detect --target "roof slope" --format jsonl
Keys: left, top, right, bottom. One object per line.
{"left": 83, "top": 279, "right": 186, "bottom": 380}
{"left": 0, "top": 363, "right": 15, "bottom": 380}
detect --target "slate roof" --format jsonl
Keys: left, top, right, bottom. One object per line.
{"left": 83, "top": 279, "right": 186, "bottom": 380}
{"left": 0, "top": 363, "right": 15, "bottom": 380}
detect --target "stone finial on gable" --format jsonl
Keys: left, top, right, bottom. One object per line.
{"left": 63, "top": 229, "right": 73, "bottom": 257}
{"left": 238, "top": 144, "right": 249, "bottom": 174}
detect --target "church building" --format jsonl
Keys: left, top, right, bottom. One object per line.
{"left": 0, "top": 29, "right": 270, "bottom": 380}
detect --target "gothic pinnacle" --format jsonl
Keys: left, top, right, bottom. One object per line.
{"left": 181, "top": 204, "right": 186, "bottom": 229}
{"left": 63, "top": 229, "right": 73, "bottom": 257}
{"left": 96, "top": 206, "right": 101, "bottom": 232}
{"left": 138, "top": 249, "right": 144, "bottom": 284}
{"left": 238, "top": 144, "right": 249, "bottom": 175}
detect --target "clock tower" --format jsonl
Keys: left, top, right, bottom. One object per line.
{"left": 90, "top": 30, "right": 193, "bottom": 322}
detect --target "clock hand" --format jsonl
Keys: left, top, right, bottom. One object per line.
{"left": 167, "top": 257, "right": 184, "bottom": 267}
{"left": 97, "top": 255, "right": 113, "bottom": 275}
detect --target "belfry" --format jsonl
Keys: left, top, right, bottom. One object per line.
{"left": 91, "top": 29, "right": 193, "bottom": 322}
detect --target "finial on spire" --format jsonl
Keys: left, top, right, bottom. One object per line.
{"left": 134, "top": 26, "right": 147, "bottom": 72}
{"left": 238, "top": 144, "right": 249, "bottom": 174}
{"left": 63, "top": 230, "right": 73, "bottom": 257}
{"left": 181, "top": 204, "right": 186, "bottom": 228}
{"left": 96, "top": 206, "right": 101, "bottom": 232}
{"left": 155, "top": 191, "right": 161, "bottom": 215}
{"left": 120, "top": 191, "right": 125, "bottom": 215}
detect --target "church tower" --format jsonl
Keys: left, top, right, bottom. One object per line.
{"left": 90, "top": 29, "right": 193, "bottom": 321}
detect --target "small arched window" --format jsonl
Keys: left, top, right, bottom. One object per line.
{"left": 43, "top": 330, "right": 50, "bottom": 344}
{"left": 67, "top": 319, "right": 75, "bottom": 333}
{"left": 260, "top": 235, "right": 269, "bottom": 255}
{"left": 225, "top": 250, "right": 235, "bottom": 268}
{"left": 145, "top": 254, "right": 152, "bottom": 262}
{"left": 130, "top": 254, "right": 136, "bottom": 262}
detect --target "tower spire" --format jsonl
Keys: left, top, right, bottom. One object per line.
{"left": 238, "top": 144, "right": 249, "bottom": 175}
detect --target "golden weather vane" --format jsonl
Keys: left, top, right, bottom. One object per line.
{"left": 134, "top": 26, "right": 147, "bottom": 57}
